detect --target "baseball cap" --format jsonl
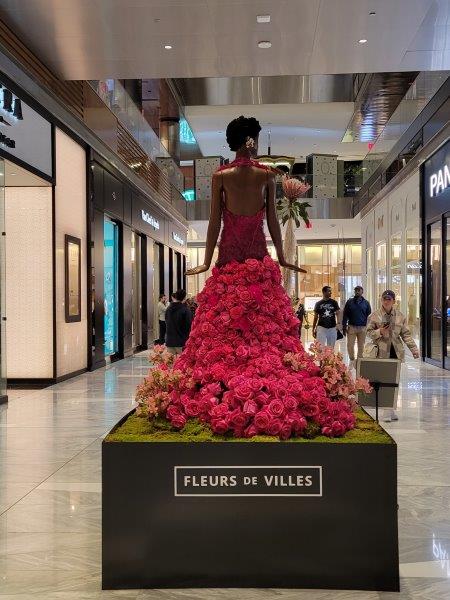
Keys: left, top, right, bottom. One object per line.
{"left": 382, "top": 289, "right": 395, "bottom": 300}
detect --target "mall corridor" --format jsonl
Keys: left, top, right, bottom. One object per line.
{"left": 0, "top": 352, "right": 449, "bottom": 599}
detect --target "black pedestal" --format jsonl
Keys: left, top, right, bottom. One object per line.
{"left": 103, "top": 414, "right": 399, "bottom": 592}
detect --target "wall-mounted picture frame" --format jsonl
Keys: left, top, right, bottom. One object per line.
{"left": 65, "top": 234, "right": 81, "bottom": 323}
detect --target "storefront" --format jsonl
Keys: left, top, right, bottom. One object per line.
{"left": 0, "top": 75, "right": 88, "bottom": 393}
{"left": 89, "top": 153, "right": 187, "bottom": 370}
{"left": 361, "top": 169, "right": 421, "bottom": 347}
{"left": 422, "top": 139, "right": 450, "bottom": 368}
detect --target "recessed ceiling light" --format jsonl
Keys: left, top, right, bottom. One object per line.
{"left": 358, "top": 39, "right": 367, "bottom": 44}
{"left": 258, "top": 40, "right": 272, "bottom": 49}
{"left": 257, "top": 15, "right": 271, "bottom": 23}
{"left": 10, "top": 172, "right": 16, "bottom": 176}
{"left": 164, "top": 44, "right": 172, "bottom": 50}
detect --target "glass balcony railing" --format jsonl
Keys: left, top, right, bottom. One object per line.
{"left": 89, "top": 80, "right": 170, "bottom": 162}
{"left": 360, "top": 71, "right": 450, "bottom": 184}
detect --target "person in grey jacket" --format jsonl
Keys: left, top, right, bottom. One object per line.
{"left": 366, "top": 289, "right": 419, "bottom": 422}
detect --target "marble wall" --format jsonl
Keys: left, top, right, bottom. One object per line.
{"left": 55, "top": 128, "right": 88, "bottom": 377}
{"left": 5, "top": 186, "right": 53, "bottom": 378}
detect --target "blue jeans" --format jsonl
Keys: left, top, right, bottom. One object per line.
{"left": 316, "top": 325, "right": 337, "bottom": 347}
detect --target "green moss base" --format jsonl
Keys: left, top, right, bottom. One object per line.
{"left": 106, "top": 408, "right": 392, "bottom": 444}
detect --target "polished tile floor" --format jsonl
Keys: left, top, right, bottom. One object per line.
{"left": 0, "top": 353, "right": 449, "bottom": 599}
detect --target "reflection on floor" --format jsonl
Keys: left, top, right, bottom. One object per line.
{"left": 0, "top": 353, "right": 449, "bottom": 599}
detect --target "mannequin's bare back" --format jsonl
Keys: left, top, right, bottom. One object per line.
{"left": 219, "top": 166, "right": 268, "bottom": 216}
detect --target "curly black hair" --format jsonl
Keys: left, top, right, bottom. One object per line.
{"left": 226, "top": 116, "right": 261, "bottom": 151}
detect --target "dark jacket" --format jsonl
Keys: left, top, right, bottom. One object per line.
{"left": 165, "top": 302, "right": 192, "bottom": 347}
{"left": 342, "top": 296, "right": 371, "bottom": 328}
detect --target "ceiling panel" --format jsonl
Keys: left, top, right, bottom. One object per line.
{"left": 4, "top": 0, "right": 450, "bottom": 79}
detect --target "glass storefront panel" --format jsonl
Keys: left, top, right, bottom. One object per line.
{"left": 406, "top": 228, "right": 421, "bottom": 345}
{"left": 391, "top": 233, "right": 402, "bottom": 311}
{"left": 104, "top": 218, "right": 119, "bottom": 356}
{"left": 446, "top": 220, "right": 450, "bottom": 364}
{"left": 131, "top": 232, "right": 142, "bottom": 349}
{"left": 429, "top": 221, "right": 442, "bottom": 362}
{"left": 0, "top": 158, "right": 5, "bottom": 400}
{"left": 153, "top": 242, "right": 161, "bottom": 340}
{"left": 366, "top": 247, "right": 374, "bottom": 306}
{"left": 376, "top": 242, "right": 387, "bottom": 302}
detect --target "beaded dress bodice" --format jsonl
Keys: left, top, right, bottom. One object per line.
{"left": 216, "top": 159, "right": 269, "bottom": 267}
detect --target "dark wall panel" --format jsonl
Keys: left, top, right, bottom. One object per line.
{"left": 92, "top": 164, "right": 104, "bottom": 211}
{"left": 122, "top": 224, "right": 133, "bottom": 358}
{"left": 162, "top": 245, "right": 170, "bottom": 297}
{"left": 144, "top": 238, "right": 155, "bottom": 347}
{"left": 104, "top": 169, "right": 124, "bottom": 220}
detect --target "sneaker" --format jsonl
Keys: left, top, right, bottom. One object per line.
{"left": 383, "top": 415, "right": 392, "bottom": 423}
{"left": 383, "top": 409, "right": 392, "bottom": 423}
{"left": 391, "top": 411, "right": 399, "bottom": 421}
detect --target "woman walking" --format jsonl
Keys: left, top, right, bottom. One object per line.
{"left": 366, "top": 289, "right": 419, "bottom": 421}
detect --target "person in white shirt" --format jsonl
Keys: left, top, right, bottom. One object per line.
{"left": 154, "top": 294, "right": 167, "bottom": 345}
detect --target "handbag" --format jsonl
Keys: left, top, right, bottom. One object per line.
{"left": 336, "top": 329, "right": 344, "bottom": 341}
{"left": 363, "top": 341, "right": 379, "bottom": 358}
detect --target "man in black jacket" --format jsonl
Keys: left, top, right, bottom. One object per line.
{"left": 342, "top": 285, "right": 371, "bottom": 367}
{"left": 164, "top": 289, "right": 192, "bottom": 356}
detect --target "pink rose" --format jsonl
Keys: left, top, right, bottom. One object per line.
{"left": 230, "top": 410, "right": 248, "bottom": 428}
{"left": 211, "top": 403, "right": 229, "bottom": 418}
{"left": 234, "top": 383, "right": 254, "bottom": 402}
{"left": 230, "top": 305, "right": 245, "bottom": 320}
{"left": 284, "top": 396, "right": 298, "bottom": 412}
{"left": 236, "top": 345, "right": 249, "bottom": 360}
{"left": 267, "top": 419, "right": 282, "bottom": 436}
{"left": 184, "top": 400, "right": 201, "bottom": 417}
{"left": 268, "top": 399, "right": 285, "bottom": 418}
{"left": 254, "top": 410, "right": 270, "bottom": 431}
{"left": 279, "top": 422, "right": 292, "bottom": 440}
{"left": 243, "top": 399, "right": 258, "bottom": 416}
{"left": 246, "top": 258, "right": 260, "bottom": 271}
{"left": 212, "top": 419, "right": 229, "bottom": 435}
{"left": 244, "top": 424, "right": 259, "bottom": 438}
{"left": 171, "top": 413, "right": 187, "bottom": 429}
{"left": 331, "top": 420, "right": 346, "bottom": 436}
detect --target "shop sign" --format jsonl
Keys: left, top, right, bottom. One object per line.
{"left": 0, "top": 80, "right": 52, "bottom": 177}
{"left": 174, "top": 466, "right": 322, "bottom": 497}
{"left": 141, "top": 209, "right": 160, "bottom": 230}
{"left": 172, "top": 231, "right": 184, "bottom": 245}
{"left": 429, "top": 164, "right": 450, "bottom": 198}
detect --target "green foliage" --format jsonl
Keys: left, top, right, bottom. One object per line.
{"left": 106, "top": 408, "right": 393, "bottom": 445}
{"left": 277, "top": 197, "right": 312, "bottom": 227}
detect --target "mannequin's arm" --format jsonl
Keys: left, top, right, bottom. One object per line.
{"left": 266, "top": 174, "right": 306, "bottom": 273}
{"left": 186, "top": 173, "right": 222, "bottom": 276}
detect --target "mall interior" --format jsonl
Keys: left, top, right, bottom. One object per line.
{"left": 0, "top": 1, "right": 450, "bottom": 598}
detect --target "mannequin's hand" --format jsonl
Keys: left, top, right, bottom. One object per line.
{"left": 185, "top": 264, "right": 209, "bottom": 276}
{"left": 278, "top": 259, "right": 307, "bottom": 274}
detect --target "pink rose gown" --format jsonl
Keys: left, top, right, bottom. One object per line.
{"left": 166, "top": 162, "right": 355, "bottom": 439}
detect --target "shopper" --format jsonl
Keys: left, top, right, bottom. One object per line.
{"left": 154, "top": 294, "right": 167, "bottom": 345}
{"left": 296, "top": 300, "right": 307, "bottom": 337}
{"left": 165, "top": 289, "right": 192, "bottom": 356}
{"left": 312, "top": 286, "right": 341, "bottom": 347}
{"left": 342, "top": 285, "right": 371, "bottom": 367}
{"left": 366, "top": 289, "right": 419, "bottom": 422}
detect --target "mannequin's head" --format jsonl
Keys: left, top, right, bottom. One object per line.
{"left": 226, "top": 116, "right": 261, "bottom": 156}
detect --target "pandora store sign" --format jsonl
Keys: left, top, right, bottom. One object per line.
{"left": 174, "top": 466, "right": 322, "bottom": 497}
{"left": 429, "top": 164, "right": 450, "bottom": 197}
